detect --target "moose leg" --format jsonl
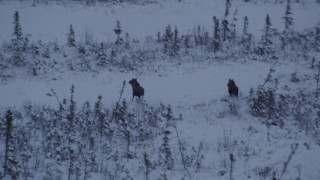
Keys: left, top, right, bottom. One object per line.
{"left": 235, "top": 88, "right": 239, "bottom": 97}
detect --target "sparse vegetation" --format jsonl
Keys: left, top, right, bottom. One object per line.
{"left": 1, "top": 0, "right": 320, "bottom": 179}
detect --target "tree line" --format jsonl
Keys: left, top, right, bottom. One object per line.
{"left": 0, "top": 0, "right": 320, "bottom": 79}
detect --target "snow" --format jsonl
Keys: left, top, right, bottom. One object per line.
{"left": 0, "top": 61, "right": 270, "bottom": 109}
{"left": 2, "top": 59, "right": 320, "bottom": 179}
{"left": 1, "top": 0, "right": 320, "bottom": 180}
{"left": 0, "top": 0, "right": 319, "bottom": 43}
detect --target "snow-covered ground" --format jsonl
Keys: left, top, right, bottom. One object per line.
{"left": 0, "top": 61, "right": 270, "bottom": 109}
{"left": 1, "top": 0, "right": 320, "bottom": 180}
{"left": 1, "top": 57, "right": 319, "bottom": 179}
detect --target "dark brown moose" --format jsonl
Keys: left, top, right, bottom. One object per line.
{"left": 227, "top": 79, "right": 239, "bottom": 97}
{"left": 129, "top": 78, "right": 144, "bottom": 100}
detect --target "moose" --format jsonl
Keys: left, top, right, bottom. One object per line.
{"left": 129, "top": 78, "right": 145, "bottom": 100}
{"left": 227, "top": 79, "right": 239, "bottom": 97}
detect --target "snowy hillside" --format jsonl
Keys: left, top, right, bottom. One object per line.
{"left": 1, "top": 0, "right": 319, "bottom": 43}
{"left": 1, "top": 0, "right": 320, "bottom": 180}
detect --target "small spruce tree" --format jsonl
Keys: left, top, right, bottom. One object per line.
{"left": 164, "top": 25, "right": 173, "bottom": 55}
{"left": 67, "top": 85, "right": 78, "bottom": 180}
{"left": 212, "top": 16, "right": 221, "bottom": 53}
{"left": 159, "top": 130, "right": 174, "bottom": 171}
{"left": 283, "top": 0, "right": 294, "bottom": 33}
{"left": 67, "top": 24, "right": 76, "bottom": 47}
{"left": 230, "top": 7, "right": 238, "bottom": 41}
{"left": 242, "top": 16, "right": 251, "bottom": 54}
{"left": 173, "top": 26, "right": 180, "bottom": 56}
{"left": 144, "top": 152, "right": 152, "bottom": 180}
{"left": 4, "top": 110, "right": 21, "bottom": 180}
{"left": 114, "top": 20, "right": 124, "bottom": 45}
{"left": 282, "top": 0, "right": 294, "bottom": 49}
{"left": 242, "top": 16, "right": 249, "bottom": 39}
{"left": 183, "top": 35, "right": 191, "bottom": 54}
{"left": 11, "top": 11, "right": 26, "bottom": 66}
{"left": 222, "top": 0, "right": 232, "bottom": 41}
{"left": 96, "top": 43, "right": 108, "bottom": 67}
{"left": 258, "top": 14, "right": 275, "bottom": 56}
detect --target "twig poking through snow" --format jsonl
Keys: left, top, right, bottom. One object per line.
{"left": 279, "top": 143, "right": 299, "bottom": 180}
{"left": 117, "top": 80, "right": 126, "bottom": 105}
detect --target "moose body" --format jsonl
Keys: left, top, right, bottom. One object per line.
{"left": 129, "top": 78, "right": 144, "bottom": 100}
{"left": 227, "top": 79, "right": 239, "bottom": 97}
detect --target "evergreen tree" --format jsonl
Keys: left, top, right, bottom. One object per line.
{"left": 85, "top": 28, "right": 94, "bottom": 45}
{"left": 282, "top": 0, "right": 294, "bottom": 49}
{"left": 11, "top": 11, "right": 26, "bottom": 66}
{"left": 283, "top": 0, "right": 294, "bottom": 33}
{"left": 53, "top": 40, "right": 60, "bottom": 52}
{"left": 96, "top": 43, "right": 108, "bottom": 67}
{"left": 242, "top": 16, "right": 249, "bottom": 39}
{"left": 18, "top": 127, "right": 32, "bottom": 179}
{"left": 259, "top": 14, "right": 275, "bottom": 56}
{"left": 125, "top": 33, "right": 130, "bottom": 49}
{"left": 275, "top": 94, "right": 288, "bottom": 127}
{"left": 114, "top": 20, "right": 124, "bottom": 45}
{"left": 3, "top": 110, "right": 21, "bottom": 180}
{"left": 12, "top": 11, "right": 24, "bottom": 48}
{"left": 266, "top": 89, "right": 276, "bottom": 121}
{"left": 242, "top": 16, "right": 251, "bottom": 54}
{"left": 222, "top": 0, "right": 231, "bottom": 41}
{"left": 157, "top": 32, "right": 162, "bottom": 44}
{"left": 194, "top": 25, "right": 202, "bottom": 47}
{"left": 172, "top": 26, "right": 180, "bottom": 56}
{"left": 0, "top": 52, "right": 4, "bottom": 68}
{"left": 164, "top": 25, "right": 173, "bottom": 55}
{"left": 31, "top": 43, "right": 41, "bottom": 76}
{"left": 292, "top": 91, "right": 312, "bottom": 133}
{"left": 212, "top": 16, "right": 221, "bottom": 53}
{"left": 44, "top": 114, "right": 65, "bottom": 161}
{"left": 203, "top": 31, "right": 210, "bottom": 48}
{"left": 110, "top": 47, "right": 117, "bottom": 63}
{"left": 43, "top": 47, "right": 50, "bottom": 58}
{"left": 250, "top": 88, "right": 268, "bottom": 118}
{"left": 119, "top": 100, "right": 134, "bottom": 159}
{"left": 67, "top": 24, "right": 76, "bottom": 47}
{"left": 222, "top": 19, "right": 230, "bottom": 42}
{"left": 229, "top": 153, "right": 235, "bottom": 180}
{"left": 79, "top": 101, "right": 104, "bottom": 174}
{"left": 66, "top": 85, "right": 79, "bottom": 180}
{"left": 262, "top": 14, "right": 272, "bottom": 47}
{"left": 94, "top": 95, "right": 107, "bottom": 139}
{"left": 250, "top": 88, "right": 277, "bottom": 122}
{"left": 159, "top": 130, "right": 174, "bottom": 171}
{"left": 163, "top": 105, "right": 173, "bottom": 128}
{"left": 224, "top": 0, "right": 231, "bottom": 18}
{"left": 79, "top": 101, "right": 94, "bottom": 147}
{"left": 183, "top": 35, "right": 191, "bottom": 54}
{"left": 230, "top": 7, "right": 238, "bottom": 41}
{"left": 31, "top": 43, "right": 40, "bottom": 58}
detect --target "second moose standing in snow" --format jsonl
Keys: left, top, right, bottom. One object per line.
{"left": 227, "top": 79, "right": 239, "bottom": 97}
{"left": 129, "top": 78, "right": 145, "bottom": 100}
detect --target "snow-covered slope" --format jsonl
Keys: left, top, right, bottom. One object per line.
{"left": 2, "top": 59, "right": 320, "bottom": 180}
{"left": 0, "top": 0, "right": 319, "bottom": 43}
{"left": 0, "top": 0, "right": 320, "bottom": 180}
